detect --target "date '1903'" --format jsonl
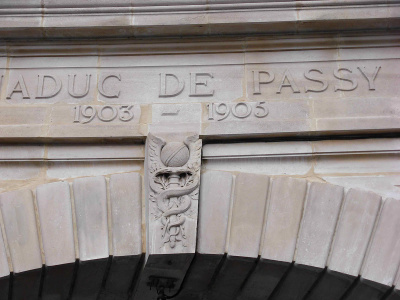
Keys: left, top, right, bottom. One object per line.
{"left": 207, "top": 101, "right": 268, "bottom": 121}
{"left": 73, "top": 105, "right": 134, "bottom": 124}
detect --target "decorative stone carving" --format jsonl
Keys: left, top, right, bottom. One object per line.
{"left": 147, "top": 133, "right": 202, "bottom": 252}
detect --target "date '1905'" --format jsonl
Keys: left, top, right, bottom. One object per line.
{"left": 73, "top": 105, "right": 134, "bottom": 124}
{"left": 207, "top": 101, "right": 268, "bottom": 121}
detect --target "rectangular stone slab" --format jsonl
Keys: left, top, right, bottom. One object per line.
{"left": 206, "top": 255, "right": 257, "bottom": 300}
{"left": 228, "top": 173, "right": 270, "bottom": 258}
{"left": 110, "top": 172, "right": 142, "bottom": 257}
{"left": 237, "top": 259, "right": 291, "bottom": 300}
{"left": 305, "top": 269, "right": 356, "bottom": 300}
{"left": 73, "top": 176, "right": 109, "bottom": 262}
{"left": 197, "top": 171, "right": 233, "bottom": 255}
{"left": 361, "top": 198, "right": 400, "bottom": 286}
{"left": 295, "top": 182, "right": 344, "bottom": 269}
{"left": 261, "top": 177, "right": 307, "bottom": 263}
{"left": 36, "top": 181, "right": 76, "bottom": 267}
{"left": 328, "top": 188, "right": 381, "bottom": 277}
{"left": 0, "top": 189, "right": 42, "bottom": 273}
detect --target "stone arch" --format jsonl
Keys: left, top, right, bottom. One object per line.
{"left": 0, "top": 171, "right": 399, "bottom": 300}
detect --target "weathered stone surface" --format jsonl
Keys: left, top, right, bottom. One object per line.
{"left": 295, "top": 182, "right": 344, "bottom": 268}
{"left": 36, "top": 181, "right": 75, "bottom": 266}
{"left": 0, "top": 189, "right": 42, "bottom": 273}
{"left": 361, "top": 198, "right": 400, "bottom": 286}
{"left": 0, "top": 225, "right": 9, "bottom": 278}
{"left": 110, "top": 172, "right": 142, "bottom": 257}
{"left": 197, "top": 171, "right": 233, "bottom": 255}
{"left": 261, "top": 177, "right": 307, "bottom": 263}
{"left": 0, "top": 189, "right": 43, "bottom": 299}
{"left": 73, "top": 176, "right": 109, "bottom": 261}
{"left": 328, "top": 189, "right": 381, "bottom": 277}
{"left": 228, "top": 173, "right": 270, "bottom": 258}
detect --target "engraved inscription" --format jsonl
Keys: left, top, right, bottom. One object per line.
{"left": 159, "top": 72, "right": 214, "bottom": 98}
{"left": 73, "top": 105, "right": 134, "bottom": 124}
{"left": 251, "top": 66, "right": 381, "bottom": 95}
{"left": 207, "top": 102, "right": 269, "bottom": 121}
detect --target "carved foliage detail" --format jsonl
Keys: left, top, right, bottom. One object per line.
{"left": 148, "top": 134, "right": 201, "bottom": 249}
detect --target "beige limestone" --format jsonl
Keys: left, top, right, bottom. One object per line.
{"left": 361, "top": 198, "right": 400, "bottom": 286}
{"left": 295, "top": 182, "right": 344, "bottom": 268}
{"left": 261, "top": 177, "right": 307, "bottom": 263}
{"left": 197, "top": 171, "right": 233, "bottom": 255}
{"left": 73, "top": 176, "right": 109, "bottom": 261}
{"left": 0, "top": 226, "right": 9, "bottom": 278}
{"left": 36, "top": 181, "right": 75, "bottom": 267}
{"left": 0, "top": 189, "right": 42, "bottom": 273}
{"left": 228, "top": 173, "right": 269, "bottom": 258}
{"left": 328, "top": 188, "right": 381, "bottom": 277}
{"left": 110, "top": 172, "right": 142, "bottom": 256}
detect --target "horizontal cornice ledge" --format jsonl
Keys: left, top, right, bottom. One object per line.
{"left": 0, "top": 0, "right": 399, "bottom": 40}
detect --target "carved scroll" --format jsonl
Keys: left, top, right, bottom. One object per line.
{"left": 146, "top": 133, "right": 202, "bottom": 254}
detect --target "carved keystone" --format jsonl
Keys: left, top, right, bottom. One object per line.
{"left": 135, "top": 132, "right": 202, "bottom": 299}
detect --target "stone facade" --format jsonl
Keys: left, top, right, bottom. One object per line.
{"left": 0, "top": 1, "right": 399, "bottom": 299}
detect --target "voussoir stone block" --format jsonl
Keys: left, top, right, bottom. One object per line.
{"left": 329, "top": 188, "right": 382, "bottom": 276}
{"left": 36, "top": 181, "right": 75, "bottom": 266}
{"left": 0, "top": 189, "right": 42, "bottom": 273}
{"left": 73, "top": 176, "right": 109, "bottom": 261}
{"left": 295, "top": 182, "right": 344, "bottom": 268}
{"left": 261, "top": 177, "right": 308, "bottom": 263}
{"left": 110, "top": 172, "right": 142, "bottom": 257}
{"left": 198, "top": 170, "right": 234, "bottom": 255}
{"left": 228, "top": 173, "right": 270, "bottom": 258}
{"left": 361, "top": 198, "right": 400, "bottom": 286}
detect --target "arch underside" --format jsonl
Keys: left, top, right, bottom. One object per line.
{"left": 0, "top": 170, "right": 399, "bottom": 300}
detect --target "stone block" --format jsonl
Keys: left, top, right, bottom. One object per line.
{"left": 315, "top": 154, "right": 400, "bottom": 175}
{"left": 73, "top": 176, "right": 109, "bottom": 261}
{"left": 361, "top": 198, "right": 400, "bottom": 286}
{"left": 36, "top": 181, "right": 76, "bottom": 300}
{"left": 47, "top": 144, "right": 144, "bottom": 160}
{"left": 47, "top": 161, "right": 141, "bottom": 180}
{"left": 295, "top": 182, "right": 344, "bottom": 268}
{"left": 0, "top": 162, "right": 42, "bottom": 181}
{"left": 36, "top": 181, "right": 75, "bottom": 266}
{"left": 228, "top": 173, "right": 269, "bottom": 258}
{"left": 0, "top": 224, "right": 9, "bottom": 279}
{"left": 328, "top": 189, "right": 381, "bottom": 277}
{"left": 261, "top": 177, "right": 307, "bottom": 263}
{"left": 197, "top": 171, "right": 233, "bottom": 255}
{"left": 203, "top": 156, "right": 312, "bottom": 176}
{"left": 0, "top": 145, "right": 44, "bottom": 160}
{"left": 110, "top": 172, "right": 142, "bottom": 257}
{"left": 0, "top": 189, "right": 42, "bottom": 299}
{"left": 202, "top": 141, "right": 312, "bottom": 159}
{"left": 0, "top": 189, "right": 42, "bottom": 273}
